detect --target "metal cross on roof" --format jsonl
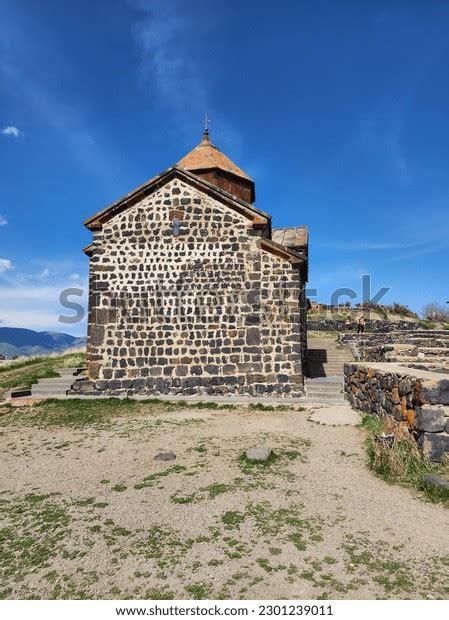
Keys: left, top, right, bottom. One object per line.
{"left": 202, "top": 114, "right": 211, "bottom": 130}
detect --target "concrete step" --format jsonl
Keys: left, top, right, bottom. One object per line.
{"left": 54, "top": 367, "right": 85, "bottom": 377}
{"left": 32, "top": 388, "right": 73, "bottom": 395}
{"left": 308, "top": 374, "right": 343, "bottom": 379}
{"left": 9, "top": 387, "right": 32, "bottom": 398}
{"left": 307, "top": 359, "right": 352, "bottom": 364}
{"left": 307, "top": 385, "right": 343, "bottom": 392}
{"left": 307, "top": 387, "right": 343, "bottom": 395}
{"left": 35, "top": 378, "right": 73, "bottom": 385}
{"left": 309, "top": 367, "right": 345, "bottom": 374}
{"left": 307, "top": 377, "right": 343, "bottom": 381}
{"left": 308, "top": 351, "right": 353, "bottom": 356}
{"left": 301, "top": 397, "right": 346, "bottom": 404}
{"left": 308, "top": 359, "right": 347, "bottom": 364}
{"left": 31, "top": 385, "right": 71, "bottom": 393}
{"left": 308, "top": 360, "right": 344, "bottom": 368}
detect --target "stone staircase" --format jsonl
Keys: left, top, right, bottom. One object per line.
{"left": 302, "top": 338, "right": 354, "bottom": 405}
{"left": 10, "top": 367, "right": 85, "bottom": 399}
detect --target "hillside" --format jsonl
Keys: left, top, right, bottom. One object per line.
{"left": 0, "top": 327, "right": 86, "bottom": 359}
{"left": 308, "top": 302, "right": 420, "bottom": 322}
{"left": 0, "top": 350, "right": 86, "bottom": 401}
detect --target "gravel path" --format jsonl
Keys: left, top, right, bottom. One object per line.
{"left": 1, "top": 402, "right": 448, "bottom": 600}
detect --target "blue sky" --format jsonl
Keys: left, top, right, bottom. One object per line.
{"left": 1, "top": 0, "right": 448, "bottom": 336}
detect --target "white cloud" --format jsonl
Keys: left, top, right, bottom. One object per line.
{"left": 69, "top": 273, "right": 81, "bottom": 281}
{"left": 0, "top": 215, "right": 7, "bottom": 226}
{"left": 38, "top": 267, "right": 50, "bottom": 280}
{"left": 1, "top": 125, "right": 20, "bottom": 137}
{"left": 0, "top": 281, "right": 87, "bottom": 335}
{"left": 0, "top": 258, "right": 13, "bottom": 274}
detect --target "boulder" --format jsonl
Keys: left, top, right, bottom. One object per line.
{"left": 422, "top": 432, "right": 449, "bottom": 463}
{"left": 423, "top": 474, "right": 449, "bottom": 490}
{"left": 415, "top": 405, "right": 447, "bottom": 432}
{"left": 421, "top": 378, "right": 449, "bottom": 405}
{"left": 245, "top": 447, "right": 272, "bottom": 461}
{"left": 154, "top": 452, "right": 176, "bottom": 461}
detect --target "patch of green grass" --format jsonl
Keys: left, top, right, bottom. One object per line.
{"left": 134, "top": 465, "right": 186, "bottom": 490}
{"left": 186, "top": 402, "right": 235, "bottom": 411}
{"left": 256, "top": 558, "right": 275, "bottom": 573}
{"left": 207, "top": 559, "right": 223, "bottom": 567}
{"left": 238, "top": 450, "right": 279, "bottom": 472}
{"left": 170, "top": 494, "right": 196, "bottom": 504}
{"left": 221, "top": 511, "right": 245, "bottom": 527}
{"left": 248, "top": 403, "right": 298, "bottom": 412}
{"left": 245, "top": 501, "right": 323, "bottom": 552}
{"left": 201, "top": 483, "right": 233, "bottom": 498}
{"left": 184, "top": 583, "right": 210, "bottom": 599}
{"left": 344, "top": 536, "right": 412, "bottom": 594}
{"left": 0, "top": 493, "right": 72, "bottom": 582}
{"left": 0, "top": 352, "right": 85, "bottom": 375}
{"left": 0, "top": 395, "right": 231, "bottom": 429}
{"left": 361, "top": 415, "right": 449, "bottom": 506}
{"left": 111, "top": 484, "right": 127, "bottom": 492}
{"left": 144, "top": 588, "right": 175, "bottom": 600}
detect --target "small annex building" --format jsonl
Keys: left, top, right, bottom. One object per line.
{"left": 74, "top": 129, "right": 309, "bottom": 398}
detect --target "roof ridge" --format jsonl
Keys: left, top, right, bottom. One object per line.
{"left": 84, "top": 167, "right": 269, "bottom": 230}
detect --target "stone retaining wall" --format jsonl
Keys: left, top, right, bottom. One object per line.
{"left": 339, "top": 331, "right": 449, "bottom": 373}
{"left": 344, "top": 362, "right": 449, "bottom": 462}
{"left": 309, "top": 320, "right": 420, "bottom": 333}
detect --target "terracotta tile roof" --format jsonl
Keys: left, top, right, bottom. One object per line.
{"left": 177, "top": 129, "right": 253, "bottom": 181}
{"left": 272, "top": 226, "right": 308, "bottom": 250}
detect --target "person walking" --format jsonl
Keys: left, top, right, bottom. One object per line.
{"left": 345, "top": 314, "right": 352, "bottom": 331}
{"left": 357, "top": 315, "right": 365, "bottom": 334}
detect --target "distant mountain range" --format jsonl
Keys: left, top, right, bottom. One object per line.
{"left": 0, "top": 327, "right": 87, "bottom": 358}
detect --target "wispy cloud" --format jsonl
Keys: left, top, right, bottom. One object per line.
{"left": 0, "top": 215, "right": 7, "bottom": 226}
{"left": 317, "top": 237, "right": 449, "bottom": 265}
{"left": 355, "top": 98, "right": 412, "bottom": 186}
{"left": 37, "top": 267, "right": 50, "bottom": 280}
{"left": 0, "top": 258, "right": 13, "bottom": 274}
{"left": 132, "top": 0, "right": 208, "bottom": 124}
{"left": 1, "top": 125, "right": 20, "bottom": 137}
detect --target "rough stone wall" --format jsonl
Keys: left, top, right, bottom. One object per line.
{"left": 344, "top": 362, "right": 449, "bottom": 462}
{"left": 76, "top": 177, "right": 304, "bottom": 397}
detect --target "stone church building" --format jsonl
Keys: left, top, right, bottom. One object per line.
{"left": 74, "top": 129, "right": 309, "bottom": 398}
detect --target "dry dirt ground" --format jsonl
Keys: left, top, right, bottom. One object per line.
{"left": 1, "top": 400, "right": 448, "bottom": 600}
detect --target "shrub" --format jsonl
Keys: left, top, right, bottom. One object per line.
{"left": 422, "top": 302, "right": 449, "bottom": 322}
{"left": 419, "top": 320, "right": 436, "bottom": 330}
{"left": 386, "top": 302, "right": 419, "bottom": 319}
